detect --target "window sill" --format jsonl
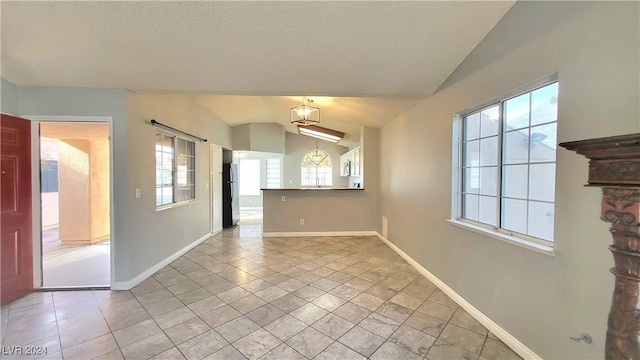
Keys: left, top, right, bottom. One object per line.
{"left": 155, "top": 199, "right": 199, "bottom": 213}
{"left": 447, "top": 219, "right": 555, "bottom": 256}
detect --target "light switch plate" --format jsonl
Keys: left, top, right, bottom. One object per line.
{"left": 135, "top": 188, "right": 141, "bottom": 198}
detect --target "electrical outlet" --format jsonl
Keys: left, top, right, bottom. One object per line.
{"left": 299, "top": 219, "right": 304, "bottom": 225}
{"left": 282, "top": 196, "right": 286, "bottom": 202}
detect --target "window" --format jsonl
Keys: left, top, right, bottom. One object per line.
{"left": 458, "top": 81, "right": 558, "bottom": 243}
{"left": 301, "top": 149, "right": 332, "bottom": 187}
{"left": 155, "top": 132, "right": 195, "bottom": 207}
{"left": 265, "top": 157, "right": 282, "bottom": 188}
{"left": 239, "top": 158, "right": 260, "bottom": 196}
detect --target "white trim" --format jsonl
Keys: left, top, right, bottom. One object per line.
{"left": 112, "top": 232, "right": 214, "bottom": 290}
{"left": 376, "top": 232, "right": 542, "bottom": 360}
{"left": 30, "top": 122, "right": 42, "bottom": 288}
{"left": 262, "top": 231, "right": 378, "bottom": 238}
{"left": 447, "top": 219, "right": 555, "bottom": 256}
{"left": 23, "top": 115, "right": 113, "bottom": 123}
{"left": 25, "top": 115, "right": 115, "bottom": 289}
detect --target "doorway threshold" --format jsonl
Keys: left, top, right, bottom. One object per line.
{"left": 37, "top": 286, "right": 110, "bottom": 292}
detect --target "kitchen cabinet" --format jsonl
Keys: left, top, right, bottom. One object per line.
{"left": 351, "top": 146, "right": 361, "bottom": 176}
{"left": 340, "top": 146, "right": 361, "bottom": 177}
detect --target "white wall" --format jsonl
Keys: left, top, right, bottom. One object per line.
{"left": 379, "top": 2, "right": 639, "bottom": 359}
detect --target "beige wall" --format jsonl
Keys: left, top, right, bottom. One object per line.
{"left": 125, "top": 93, "right": 232, "bottom": 279}
{"left": 90, "top": 140, "right": 110, "bottom": 240}
{"left": 232, "top": 123, "right": 286, "bottom": 154}
{"left": 58, "top": 139, "right": 92, "bottom": 242}
{"left": 41, "top": 193, "right": 59, "bottom": 229}
{"left": 379, "top": 2, "right": 639, "bottom": 358}
{"left": 283, "top": 132, "right": 349, "bottom": 188}
{"left": 57, "top": 137, "right": 110, "bottom": 245}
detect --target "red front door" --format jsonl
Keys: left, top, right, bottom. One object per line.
{"left": 1, "top": 114, "right": 33, "bottom": 304}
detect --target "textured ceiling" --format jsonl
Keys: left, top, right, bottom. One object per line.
{"left": 1, "top": 1, "right": 514, "bottom": 143}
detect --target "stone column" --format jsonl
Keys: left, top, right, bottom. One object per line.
{"left": 560, "top": 134, "right": 640, "bottom": 359}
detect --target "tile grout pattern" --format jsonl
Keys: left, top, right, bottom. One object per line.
{"left": 1, "top": 224, "right": 522, "bottom": 360}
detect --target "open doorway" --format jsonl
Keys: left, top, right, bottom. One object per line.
{"left": 234, "top": 151, "right": 283, "bottom": 234}
{"left": 39, "top": 122, "right": 110, "bottom": 287}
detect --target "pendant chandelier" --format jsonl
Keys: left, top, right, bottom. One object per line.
{"left": 291, "top": 97, "right": 320, "bottom": 126}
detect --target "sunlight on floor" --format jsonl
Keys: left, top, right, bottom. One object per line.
{"left": 42, "top": 228, "right": 110, "bottom": 287}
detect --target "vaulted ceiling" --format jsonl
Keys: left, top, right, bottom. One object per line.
{"left": 1, "top": 1, "right": 515, "bottom": 143}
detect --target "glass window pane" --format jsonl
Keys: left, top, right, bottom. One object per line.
{"left": 162, "top": 187, "right": 173, "bottom": 204}
{"left": 176, "top": 138, "right": 186, "bottom": 156}
{"left": 503, "top": 165, "right": 528, "bottom": 199}
{"left": 480, "top": 106, "right": 499, "bottom": 137}
{"left": 162, "top": 134, "right": 173, "bottom": 151}
{"left": 187, "top": 141, "right": 195, "bottom": 156}
{"left": 530, "top": 123, "right": 557, "bottom": 163}
{"left": 480, "top": 137, "right": 498, "bottom": 166}
{"left": 177, "top": 153, "right": 187, "bottom": 166}
{"left": 478, "top": 196, "right": 497, "bottom": 226}
{"left": 504, "top": 93, "right": 530, "bottom": 131}
{"left": 479, "top": 167, "right": 497, "bottom": 196}
{"left": 156, "top": 188, "right": 163, "bottom": 206}
{"left": 464, "top": 168, "right": 479, "bottom": 194}
{"left": 531, "top": 83, "right": 558, "bottom": 125}
{"left": 528, "top": 201, "right": 554, "bottom": 241}
{"left": 464, "top": 113, "right": 480, "bottom": 141}
{"left": 465, "top": 140, "right": 479, "bottom": 167}
{"left": 176, "top": 185, "right": 195, "bottom": 202}
{"left": 529, "top": 164, "right": 555, "bottom": 202}
{"left": 155, "top": 133, "right": 163, "bottom": 151}
{"left": 162, "top": 170, "right": 173, "bottom": 186}
{"left": 464, "top": 194, "right": 479, "bottom": 221}
{"left": 502, "top": 198, "right": 527, "bottom": 234}
{"left": 187, "top": 170, "right": 195, "bottom": 185}
{"left": 503, "top": 129, "right": 529, "bottom": 164}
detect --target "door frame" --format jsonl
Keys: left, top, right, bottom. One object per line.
{"left": 25, "top": 115, "right": 115, "bottom": 289}
{"left": 210, "top": 143, "right": 223, "bottom": 235}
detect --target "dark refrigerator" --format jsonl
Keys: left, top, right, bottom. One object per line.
{"left": 223, "top": 163, "right": 240, "bottom": 228}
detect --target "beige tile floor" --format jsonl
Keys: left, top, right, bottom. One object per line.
{"left": 1, "top": 225, "right": 522, "bottom": 360}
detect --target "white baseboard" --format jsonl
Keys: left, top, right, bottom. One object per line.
{"left": 112, "top": 232, "right": 214, "bottom": 290}
{"left": 376, "top": 233, "right": 541, "bottom": 360}
{"left": 261, "top": 231, "right": 378, "bottom": 238}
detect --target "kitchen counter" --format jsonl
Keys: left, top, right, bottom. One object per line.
{"left": 262, "top": 186, "right": 373, "bottom": 235}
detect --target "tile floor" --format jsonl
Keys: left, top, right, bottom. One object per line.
{"left": 1, "top": 225, "right": 522, "bottom": 360}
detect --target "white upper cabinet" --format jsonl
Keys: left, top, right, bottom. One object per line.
{"left": 340, "top": 146, "right": 361, "bottom": 177}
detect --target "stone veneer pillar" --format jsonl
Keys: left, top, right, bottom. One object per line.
{"left": 560, "top": 133, "right": 640, "bottom": 359}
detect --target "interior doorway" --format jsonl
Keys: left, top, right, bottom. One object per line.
{"left": 39, "top": 122, "right": 111, "bottom": 287}
{"left": 234, "top": 151, "right": 283, "bottom": 230}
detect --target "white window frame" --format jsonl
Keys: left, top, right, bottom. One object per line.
{"left": 265, "top": 157, "right": 283, "bottom": 189}
{"left": 450, "top": 76, "right": 558, "bottom": 255}
{"left": 155, "top": 130, "right": 197, "bottom": 210}
{"left": 301, "top": 149, "right": 333, "bottom": 187}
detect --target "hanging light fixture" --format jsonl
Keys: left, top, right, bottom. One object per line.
{"left": 291, "top": 97, "right": 320, "bottom": 126}
{"left": 297, "top": 125, "right": 344, "bottom": 143}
